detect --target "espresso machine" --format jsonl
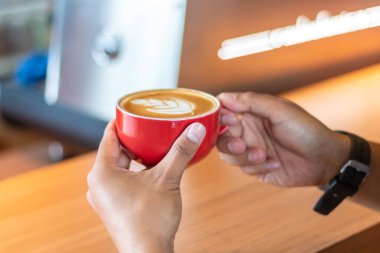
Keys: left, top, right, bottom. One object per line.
{"left": 46, "top": 0, "right": 187, "bottom": 121}
{"left": 0, "top": 0, "right": 187, "bottom": 148}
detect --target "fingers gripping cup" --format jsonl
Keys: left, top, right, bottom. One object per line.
{"left": 116, "top": 88, "right": 224, "bottom": 167}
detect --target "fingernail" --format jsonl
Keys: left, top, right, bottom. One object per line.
{"left": 265, "top": 160, "right": 281, "bottom": 170}
{"left": 247, "top": 150, "right": 266, "bottom": 162}
{"left": 221, "top": 114, "right": 238, "bottom": 125}
{"left": 219, "top": 93, "right": 237, "bottom": 101}
{"left": 227, "top": 140, "right": 246, "bottom": 153}
{"left": 187, "top": 123, "right": 206, "bottom": 144}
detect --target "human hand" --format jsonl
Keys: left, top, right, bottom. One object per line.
{"left": 87, "top": 120, "right": 206, "bottom": 253}
{"left": 217, "top": 92, "right": 351, "bottom": 187}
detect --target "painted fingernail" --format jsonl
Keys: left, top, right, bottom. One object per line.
{"left": 227, "top": 140, "right": 246, "bottom": 153}
{"left": 221, "top": 115, "right": 238, "bottom": 125}
{"left": 187, "top": 123, "right": 206, "bottom": 144}
{"left": 247, "top": 150, "right": 266, "bottom": 162}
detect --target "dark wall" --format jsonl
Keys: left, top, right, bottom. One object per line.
{"left": 179, "top": 0, "right": 380, "bottom": 94}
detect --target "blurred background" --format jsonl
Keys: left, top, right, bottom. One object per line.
{"left": 0, "top": 0, "right": 379, "bottom": 179}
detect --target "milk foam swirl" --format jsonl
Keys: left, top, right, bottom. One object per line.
{"left": 131, "top": 98, "right": 195, "bottom": 115}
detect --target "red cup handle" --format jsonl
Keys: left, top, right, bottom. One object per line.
{"left": 218, "top": 125, "right": 228, "bottom": 136}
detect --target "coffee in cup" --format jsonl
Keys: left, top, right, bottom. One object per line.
{"left": 120, "top": 89, "right": 217, "bottom": 119}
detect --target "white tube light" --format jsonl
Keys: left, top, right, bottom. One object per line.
{"left": 218, "top": 5, "right": 380, "bottom": 60}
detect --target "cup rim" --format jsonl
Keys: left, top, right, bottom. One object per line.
{"left": 117, "top": 88, "right": 221, "bottom": 121}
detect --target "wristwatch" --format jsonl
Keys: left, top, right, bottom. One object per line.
{"left": 313, "top": 131, "right": 371, "bottom": 215}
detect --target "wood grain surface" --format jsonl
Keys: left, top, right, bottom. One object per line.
{"left": 1, "top": 64, "right": 380, "bottom": 252}
{"left": 319, "top": 223, "right": 380, "bottom": 253}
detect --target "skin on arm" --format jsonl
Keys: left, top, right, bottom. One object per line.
{"left": 352, "top": 142, "right": 380, "bottom": 211}
{"left": 87, "top": 120, "right": 206, "bottom": 253}
{"left": 217, "top": 92, "right": 380, "bottom": 211}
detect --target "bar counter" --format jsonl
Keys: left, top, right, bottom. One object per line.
{"left": 1, "top": 64, "right": 380, "bottom": 253}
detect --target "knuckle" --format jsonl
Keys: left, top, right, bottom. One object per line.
{"left": 240, "top": 166, "right": 264, "bottom": 175}
{"left": 159, "top": 172, "right": 180, "bottom": 188}
{"left": 240, "top": 92, "right": 255, "bottom": 101}
{"left": 87, "top": 171, "right": 101, "bottom": 188}
{"left": 261, "top": 93, "right": 280, "bottom": 104}
{"left": 274, "top": 96, "right": 301, "bottom": 111}
{"left": 226, "top": 125, "right": 242, "bottom": 138}
{"left": 174, "top": 141, "right": 194, "bottom": 158}
{"left": 219, "top": 153, "right": 239, "bottom": 166}
{"left": 145, "top": 169, "right": 162, "bottom": 186}
{"left": 147, "top": 169, "right": 180, "bottom": 191}
{"left": 240, "top": 166, "right": 254, "bottom": 174}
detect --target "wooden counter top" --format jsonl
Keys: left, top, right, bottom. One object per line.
{"left": 1, "top": 150, "right": 380, "bottom": 253}
{"left": 1, "top": 64, "right": 380, "bottom": 252}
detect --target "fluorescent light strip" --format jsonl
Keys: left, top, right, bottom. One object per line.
{"left": 218, "top": 5, "right": 380, "bottom": 60}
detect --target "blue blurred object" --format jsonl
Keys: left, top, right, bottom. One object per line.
{"left": 15, "top": 52, "right": 48, "bottom": 87}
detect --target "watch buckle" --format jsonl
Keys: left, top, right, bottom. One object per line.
{"left": 340, "top": 160, "right": 370, "bottom": 174}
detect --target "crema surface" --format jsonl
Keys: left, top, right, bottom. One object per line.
{"left": 121, "top": 90, "right": 216, "bottom": 118}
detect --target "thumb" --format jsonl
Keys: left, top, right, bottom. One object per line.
{"left": 96, "top": 119, "right": 124, "bottom": 167}
{"left": 155, "top": 123, "right": 206, "bottom": 183}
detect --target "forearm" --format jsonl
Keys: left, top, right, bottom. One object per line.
{"left": 351, "top": 142, "right": 380, "bottom": 211}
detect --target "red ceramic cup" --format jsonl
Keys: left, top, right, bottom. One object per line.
{"left": 116, "top": 88, "right": 225, "bottom": 167}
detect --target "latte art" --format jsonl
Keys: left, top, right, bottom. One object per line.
{"left": 121, "top": 89, "right": 217, "bottom": 119}
{"left": 131, "top": 98, "right": 195, "bottom": 115}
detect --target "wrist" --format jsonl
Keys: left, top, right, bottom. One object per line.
{"left": 314, "top": 131, "right": 371, "bottom": 215}
{"left": 320, "top": 131, "right": 351, "bottom": 185}
{"left": 126, "top": 238, "right": 174, "bottom": 253}
{"left": 114, "top": 231, "right": 174, "bottom": 253}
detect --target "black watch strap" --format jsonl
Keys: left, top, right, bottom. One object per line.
{"left": 337, "top": 131, "right": 371, "bottom": 164}
{"left": 313, "top": 131, "right": 371, "bottom": 215}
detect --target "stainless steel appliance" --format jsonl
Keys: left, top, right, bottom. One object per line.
{"left": 45, "top": 0, "right": 187, "bottom": 121}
